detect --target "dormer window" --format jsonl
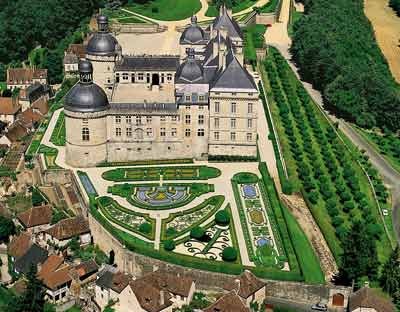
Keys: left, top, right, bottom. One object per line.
{"left": 185, "top": 95, "right": 191, "bottom": 102}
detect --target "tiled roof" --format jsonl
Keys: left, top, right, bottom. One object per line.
{"left": 31, "top": 97, "right": 49, "bottom": 115}
{"left": 130, "top": 279, "right": 173, "bottom": 312}
{"left": 14, "top": 244, "right": 48, "bottom": 274}
{"left": 203, "top": 291, "right": 250, "bottom": 312}
{"left": 38, "top": 254, "right": 72, "bottom": 290}
{"left": 17, "top": 205, "right": 53, "bottom": 228}
{"left": 18, "top": 108, "right": 43, "bottom": 128}
{"left": 45, "top": 216, "right": 89, "bottom": 240}
{"left": 38, "top": 255, "right": 64, "bottom": 279}
{"left": 8, "top": 233, "right": 32, "bottom": 259}
{"left": 4, "top": 122, "right": 28, "bottom": 143}
{"left": 66, "top": 44, "right": 87, "bottom": 58}
{"left": 0, "top": 97, "right": 21, "bottom": 115}
{"left": 7, "top": 68, "right": 47, "bottom": 84}
{"left": 12, "top": 279, "right": 27, "bottom": 295}
{"left": 96, "top": 270, "right": 131, "bottom": 293}
{"left": 73, "top": 260, "right": 99, "bottom": 279}
{"left": 349, "top": 288, "right": 395, "bottom": 312}
{"left": 223, "top": 270, "right": 266, "bottom": 299}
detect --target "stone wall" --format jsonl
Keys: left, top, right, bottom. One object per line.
{"left": 111, "top": 22, "right": 167, "bottom": 34}
{"left": 89, "top": 214, "right": 351, "bottom": 306}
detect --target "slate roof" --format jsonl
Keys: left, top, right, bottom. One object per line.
{"left": 45, "top": 216, "right": 90, "bottom": 241}
{"left": 212, "top": 6, "right": 243, "bottom": 39}
{"left": 211, "top": 50, "right": 257, "bottom": 91}
{"left": 349, "top": 288, "right": 395, "bottom": 312}
{"left": 8, "top": 233, "right": 32, "bottom": 259}
{"left": 115, "top": 56, "right": 179, "bottom": 72}
{"left": 109, "top": 102, "right": 178, "bottom": 113}
{"left": 203, "top": 291, "right": 250, "bottom": 312}
{"left": 14, "top": 244, "right": 48, "bottom": 274}
{"left": 96, "top": 270, "right": 131, "bottom": 293}
{"left": 223, "top": 270, "right": 266, "bottom": 299}
{"left": 17, "top": 205, "right": 53, "bottom": 229}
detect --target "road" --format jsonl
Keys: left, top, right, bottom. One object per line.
{"left": 265, "top": 0, "right": 400, "bottom": 244}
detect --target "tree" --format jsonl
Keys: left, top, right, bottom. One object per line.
{"left": 31, "top": 187, "right": 45, "bottom": 206}
{"left": 215, "top": 210, "right": 230, "bottom": 226}
{"left": 380, "top": 246, "right": 400, "bottom": 296}
{"left": 0, "top": 216, "right": 15, "bottom": 243}
{"left": 335, "top": 220, "right": 379, "bottom": 286}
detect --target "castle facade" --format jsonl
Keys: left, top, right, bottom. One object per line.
{"left": 64, "top": 7, "right": 259, "bottom": 167}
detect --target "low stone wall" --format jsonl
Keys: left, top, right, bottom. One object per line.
{"left": 256, "top": 12, "right": 277, "bottom": 25}
{"left": 110, "top": 22, "right": 167, "bottom": 34}
{"left": 89, "top": 214, "right": 350, "bottom": 307}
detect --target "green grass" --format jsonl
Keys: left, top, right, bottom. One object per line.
{"left": 125, "top": 0, "right": 202, "bottom": 21}
{"left": 259, "top": 0, "right": 280, "bottom": 13}
{"left": 205, "top": 0, "right": 258, "bottom": 17}
{"left": 115, "top": 16, "right": 146, "bottom": 24}
{"left": 50, "top": 111, "right": 65, "bottom": 146}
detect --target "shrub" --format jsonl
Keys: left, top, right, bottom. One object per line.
{"left": 190, "top": 226, "right": 205, "bottom": 240}
{"left": 222, "top": 247, "right": 238, "bottom": 262}
{"left": 139, "top": 222, "right": 152, "bottom": 234}
{"left": 343, "top": 201, "right": 355, "bottom": 212}
{"left": 308, "top": 190, "right": 319, "bottom": 204}
{"left": 215, "top": 210, "right": 230, "bottom": 226}
{"left": 163, "top": 239, "right": 176, "bottom": 251}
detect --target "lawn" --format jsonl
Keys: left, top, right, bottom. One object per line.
{"left": 259, "top": 0, "right": 280, "bottom": 13}
{"left": 125, "top": 0, "right": 202, "bottom": 21}
{"left": 205, "top": 0, "right": 258, "bottom": 17}
{"left": 50, "top": 111, "right": 65, "bottom": 146}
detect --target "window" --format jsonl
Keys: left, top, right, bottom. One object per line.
{"left": 185, "top": 115, "right": 191, "bottom": 124}
{"left": 116, "top": 128, "right": 122, "bottom": 137}
{"left": 146, "top": 116, "right": 152, "bottom": 124}
{"left": 248, "top": 119, "right": 253, "bottom": 129}
{"left": 126, "top": 116, "right": 132, "bottom": 124}
{"left": 215, "top": 102, "right": 220, "bottom": 113}
{"left": 197, "top": 129, "right": 205, "bottom": 136}
{"left": 214, "top": 118, "right": 219, "bottom": 128}
{"left": 185, "top": 105, "right": 191, "bottom": 110}
{"left": 199, "top": 105, "right": 204, "bottom": 110}
{"left": 135, "top": 115, "right": 141, "bottom": 125}
{"left": 160, "top": 116, "right": 166, "bottom": 122}
{"left": 199, "top": 95, "right": 205, "bottom": 101}
{"left": 82, "top": 119, "right": 88, "bottom": 125}
{"left": 160, "top": 128, "right": 166, "bottom": 137}
{"left": 167, "top": 73, "right": 172, "bottom": 81}
{"left": 122, "top": 73, "right": 129, "bottom": 80}
{"left": 126, "top": 127, "right": 132, "bottom": 137}
{"left": 231, "top": 118, "right": 236, "bottom": 129}
{"left": 248, "top": 103, "right": 253, "bottom": 114}
{"left": 116, "top": 73, "right": 120, "bottom": 83}
{"left": 82, "top": 127, "right": 89, "bottom": 141}
{"left": 138, "top": 73, "right": 144, "bottom": 80}
{"left": 146, "top": 128, "right": 153, "bottom": 137}
{"left": 171, "top": 115, "right": 177, "bottom": 122}
{"left": 232, "top": 92, "right": 236, "bottom": 96}
{"left": 214, "top": 132, "right": 219, "bottom": 140}
{"left": 185, "top": 95, "right": 191, "bottom": 102}
{"left": 247, "top": 133, "right": 253, "bottom": 141}
{"left": 231, "top": 103, "right": 237, "bottom": 114}
{"left": 185, "top": 129, "right": 191, "bottom": 137}
{"left": 115, "top": 115, "right": 121, "bottom": 123}
{"left": 231, "top": 132, "right": 236, "bottom": 141}
{"left": 171, "top": 128, "right": 177, "bottom": 137}
{"left": 198, "top": 115, "right": 204, "bottom": 125}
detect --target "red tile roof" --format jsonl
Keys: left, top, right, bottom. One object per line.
{"left": 0, "top": 97, "right": 21, "bottom": 115}
{"left": 350, "top": 288, "right": 395, "bottom": 312}
{"left": 223, "top": 270, "right": 266, "bottom": 299}
{"left": 7, "top": 68, "right": 47, "bottom": 84}
{"left": 203, "top": 291, "right": 250, "bottom": 312}
{"left": 45, "top": 216, "right": 90, "bottom": 240}
{"left": 8, "top": 233, "right": 32, "bottom": 258}
{"left": 31, "top": 97, "right": 49, "bottom": 115}
{"left": 17, "top": 205, "right": 53, "bottom": 228}
{"left": 38, "top": 255, "right": 64, "bottom": 279}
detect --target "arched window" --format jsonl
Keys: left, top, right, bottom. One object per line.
{"left": 82, "top": 127, "right": 90, "bottom": 141}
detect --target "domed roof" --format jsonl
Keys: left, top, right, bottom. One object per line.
{"left": 87, "top": 15, "right": 119, "bottom": 57}
{"left": 180, "top": 15, "right": 205, "bottom": 44}
{"left": 64, "top": 60, "right": 110, "bottom": 113}
{"left": 176, "top": 49, "right": 203, "bottom": 83}
{"left": 87, "top": 32, "right": 119, "bottom": 57}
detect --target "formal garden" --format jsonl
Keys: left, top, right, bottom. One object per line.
{"left": 260, "top": 47, "right": 394, "bottom": 266}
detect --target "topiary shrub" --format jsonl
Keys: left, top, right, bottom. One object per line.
{"left": 139, "top": 222, "right": 152, "bottom": 234}
{"left": 190, "top": 226, "right": 205, "bottom": 240}
{"left": 215, "top": 210, "right": 230, "bottom": 226}
{"left": 163, "top": 239, "right": 176, "bottom": 251}
{"left": 222, "top": 247, "right": 238, "bottom": 262}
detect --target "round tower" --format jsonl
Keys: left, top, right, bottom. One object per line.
{"left": 64, "top": 59, "right": 109, "bottom": 167}
{"left": 86, "top": 15, "right": 120, "bottom": 93}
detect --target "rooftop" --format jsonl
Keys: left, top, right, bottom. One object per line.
{"left": 111, "top": 83, "right": 175, "bottom": 104}
{"left": 223, "top": 270, "right": 266, "bottom": 299}
{"left": 17, "top": 205, "right": 53, "bottom": 228}
{"left": 45, "top": 216, "right": 90, "bottom": 241}
{"left": 0, "top": 97, "right": 21, "bottom": 115}
{"left": 203, "top": 291, "right": 250, "bottom": 312}
{"left": 349, "top": 287, "right": 395, "bottom": 312}
{"left": 15, "top": 244, "right": 48, "bottom": 274}
{"left": 96, "top": 270, "right": 131, "bottom": 294}
{"left": 115, "top": 56, "right": 179, "bottom": 72}
{"left": 7, "top": 68, "right": 47, "bottom": 84}
{"left": 8, "top": 232, "right": 32, "bottom": 259}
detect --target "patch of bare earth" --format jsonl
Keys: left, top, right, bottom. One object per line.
{"left": 364, "top": 0, "right": 400, "bottom": 83}
{"left": 281, "top": 193, "right": 338, "bottom": 282}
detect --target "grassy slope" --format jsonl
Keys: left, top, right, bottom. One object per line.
{"left": 206, "top": 0, "right": 257, "bottom": 17}
{"left": 125, "top": 0, "right": 202, "bottom": 21}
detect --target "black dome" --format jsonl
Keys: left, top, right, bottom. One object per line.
{"left": 87, "top": 32, "right": 119, "bottom": 56}
{"left": 177, "top": 50, "right": 203, "bottom": 83}
{"left": 180, "top": 16, "right": 205, "bottom": 44}
{"left": 78, "top": 60, "right": 93, "bottom": 73}
{"left": 65, "top": 83, "right": 109, "bottom": 113}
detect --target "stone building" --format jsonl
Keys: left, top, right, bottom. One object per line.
{"left": 64, "top": 7, "right": 259, "bottom": 167}
{"left": 6, "top": 68, "right": 48, "bottom": 90}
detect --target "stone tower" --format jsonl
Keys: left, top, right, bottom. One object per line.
{"left": 64, "top": 59, "right": 109, "bottom": 167}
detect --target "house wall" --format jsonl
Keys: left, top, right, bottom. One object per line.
{"left": 95, "top": 285, "right": 119, "bottom": 309}
{"left": 0, "top": 113, "right": 17, "bottom": 124}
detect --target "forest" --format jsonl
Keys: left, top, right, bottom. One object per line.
{"left": 0, "top": 0, "right": 103, "bottom": 84}
{"left": 290, "top": 0, "right": 400, "bottom": 132}
{"left": 390, "top": 0, "right": 400, "bottom": 15}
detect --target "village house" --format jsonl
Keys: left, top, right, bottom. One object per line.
{"left": 64, "top": 43, "right": 87, "bottom": 77}
{"left": 69, "top": 259, "right": 99, "bottom": 298}
{"left": 349, "top": 287, "right": 395, "bottom": 312}
{"left": 14, "top": 243, "right": 48, "bottom": 275}
{"left": 7, "top": 68, "right": 48, "bottom": 90}
{"left": 223, "top": 270, "right": 266, "bottom": 307}
{"left": 45, "top": 216, "right": 91, "bottom": 247}
{"left": 18, "top": 83, "right": 50, "bottom": 112}
{"left": 0, "top": 121, "right": 28, "bottom": 147}
{"left": 7, "top": 232, "right": 32, "bottom": 262}
{"left": 95, "top": 266, "right": 131, "bottom": 309}
{"left": 0, "top": 96, "right": 21, "bottom": 124}
{"left": 203, "top": 291, "right": 250, "bottom": 312}
{"left": 115, "top": 271, "right": 195, "bottom": 312}
{"left": 16, "top": 204, "right": 53, "bottom": 234}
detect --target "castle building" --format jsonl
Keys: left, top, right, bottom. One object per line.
{"left": 64, "top": 8, "right": 259, "bottom": 167}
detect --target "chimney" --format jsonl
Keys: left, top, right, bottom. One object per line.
{"left": 160, "top": 290, "right": 165, "bottom": 305}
